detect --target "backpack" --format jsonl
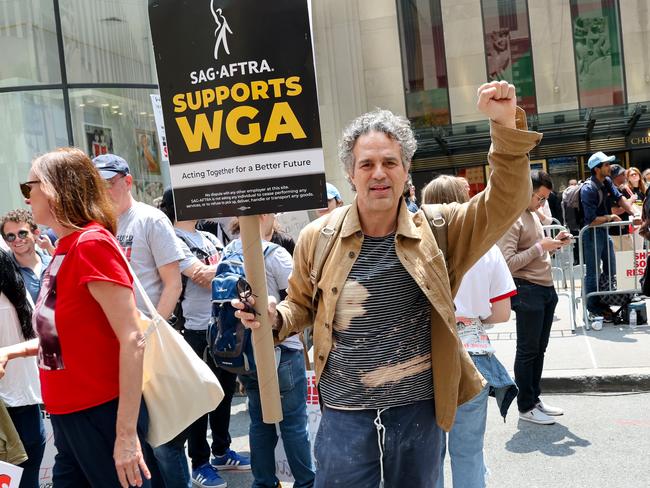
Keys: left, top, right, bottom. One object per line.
{"left": 597, "top": 273, "right": 635, "bottom": 307}
{"left": 170, "top": 232, "right": 218, "bottom": 331}
{"left": 207, "top": 242, "right": 279, "bottom": 375}
{"left": 562, "top": 181, "right": 603, "bottom": 231}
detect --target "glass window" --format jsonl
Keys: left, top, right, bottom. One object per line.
{"left": 0, "top": 90, "right": 68, "bottom": 213}
{"left": 456, "top": 166, "right": 486, "bottom": 197}
{"left": 547, "top": 156, "right": 579, "bottom": 192}
{"left": 59, "top": 0, "right": 157, "bottom": 84}
{"left": 396, "top": 0, "right": 450, "bottom": 127}
{"left": 68, "top": 88, "right": 168, "bottom": 205}
{"left": 481, "top": 0, "right": 537, "bottom": 114}
{"left": 0, "top": 1, "right": 61, "bottom": 87}
{"left": 570, "top": 0, "right": 625, "bottom": 108}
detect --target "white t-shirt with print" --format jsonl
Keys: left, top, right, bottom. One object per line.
{"left": 176, "top": 228, "right": 222, "bottom": 331}
{"left": 116, "top": 201, "right": 185, "bottom": 311}
{"left": 454, "top": 245, "right": 516, "bottom": 355}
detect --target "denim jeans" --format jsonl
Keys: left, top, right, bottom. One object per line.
{"left": 435, "top": 386, "right": 489, "bottom": 488}
{"left": 7, "top": 404, "right": 45, "bottom": 488}
{"left": 183, "top": 328, "right": 237, "bottom": 468}
{"left": 511, "top": 279, "right": 558, "bottom": 412}
{"left": 50, "top": 399, "right": 150, "bottom": 488}
{"left": 471, "top": 354, "right": 517, "bottom": 420}
{"left": 240, "top": 347, "right": 314, "bottom": 488}
{"left": 314, "top": 399, "right": 441, "bottom": 488}
{"left": 582, "top": 227, "right": 616, "bottom": 313}
{"left": 152, "top": 429, "right": 191, "bottom": 488}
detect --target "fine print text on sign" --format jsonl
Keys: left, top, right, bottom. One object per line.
{"left": 148, "top": 0, "right": 326, "bottom": 220}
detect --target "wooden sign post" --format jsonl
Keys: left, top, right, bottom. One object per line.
{"left": 149, "top": 0, "right": 326, "bottom": 423}
{"left": 239, "top": 216, "right": 282, "bottom": 422}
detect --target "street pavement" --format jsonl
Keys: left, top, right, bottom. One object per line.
{"left": 218, "top": 392, "right": 650, "bottom": 488}
{"left": 489, "top": 286, "right": 650, "bottom": 393}
{"left": 474, "top": 391, "right": 650, "bottom": 488}
{"left": 216, "top": 282, "right": 650, "bottom": 488}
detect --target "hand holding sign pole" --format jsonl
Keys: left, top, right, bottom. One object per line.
{"left": 149, "top": 0, "right": 326, "bottom": 424}
{"left": 239, "top": 216, "right": 282, "bottom": 422}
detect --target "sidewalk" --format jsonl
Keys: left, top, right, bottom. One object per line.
{"left": 488, "top": 288, "right": 650, "bottom": 393}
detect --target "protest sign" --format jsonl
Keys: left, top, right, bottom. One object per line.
{"left": 616, "top": 249, "right": 646, "bottom": 291}
{"left": 148, "top": 0, "right": 326, "bottom": 221}
{"left": 150, "top": 94, "right": 169, "bottom": 163}
{"left": 149, "top": 0, "right": 325, "bottom": 423}
{"left": 0, "top": 460, "right": 23, "bottom": 488}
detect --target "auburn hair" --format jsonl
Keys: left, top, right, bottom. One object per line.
{"left": 626, "top": 166, "right": 646, "bottom": 196}
{"left": 30, "top": 147, "right": 117, "bottom": 235}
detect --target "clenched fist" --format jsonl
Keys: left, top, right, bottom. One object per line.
{"left": 477, "top": 80, "right": 517, "bottom": 129}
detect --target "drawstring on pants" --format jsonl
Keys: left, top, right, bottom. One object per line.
{"left": 374, "top": 407, "right": 388, "bottom": 488}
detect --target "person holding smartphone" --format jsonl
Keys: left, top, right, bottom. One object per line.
{"left": 498, "top": 170, "right": 572, "bottom": 425}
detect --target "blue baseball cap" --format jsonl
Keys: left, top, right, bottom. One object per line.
{"left": 326, "top": 183, "right": 341, "bottom": 201}
{"left": 587, "top": 151, "right": 615, "bottom": 170}
{"left": 92, "top": 154, "right": 130, "bottom": 179}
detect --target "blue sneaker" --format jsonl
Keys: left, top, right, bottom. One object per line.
{"left": 191, "top": 463, "right": 227, "bottom": 488}
{"left": 211, "top": 448, "right": 251, "bottom": 471}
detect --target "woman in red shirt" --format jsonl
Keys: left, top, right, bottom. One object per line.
{"left": 0, "top": 148, "right": 150, "bottom": 488}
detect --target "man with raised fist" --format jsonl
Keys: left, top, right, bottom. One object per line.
{"left": 236, "top": 80, "right": 542, "bottom": 487}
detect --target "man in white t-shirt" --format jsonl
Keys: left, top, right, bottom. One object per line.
{"left": 93, "top": 154, "right": 188, "bottom": 488}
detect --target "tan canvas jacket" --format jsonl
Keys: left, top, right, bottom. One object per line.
{"left": 277, "top": 107, "right": 542, "bottom": 431}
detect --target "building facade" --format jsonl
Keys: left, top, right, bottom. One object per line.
{"left": 1, "top": 0, "right": 649, "bottom": 215}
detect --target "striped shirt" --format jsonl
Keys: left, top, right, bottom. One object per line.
{"left": 319, "top": 233, "right": 433, "bottom": 409}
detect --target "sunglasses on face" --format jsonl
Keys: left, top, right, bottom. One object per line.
{"left": 19, "top": 180, "right": 40, "bottom": 199}
{"left": 4, "top": 230, "right": 30, "bottom": 242}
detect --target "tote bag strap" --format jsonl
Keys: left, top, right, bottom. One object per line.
{"left": 76, "top": 228, "right": 159, "bottom": 321}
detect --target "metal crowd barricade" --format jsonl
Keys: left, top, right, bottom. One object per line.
{"left": 543, "top": 223, "right": 578, "bottom": 332}
{"left": 577, "top": 220, "right": 645, "bottom": 329}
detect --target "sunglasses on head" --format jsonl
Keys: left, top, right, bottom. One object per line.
{"left": 4, "top": 230, "right": 30, "bottom": 242}
{"left": 19, "top": 180, "right": 40, "bottom": 199}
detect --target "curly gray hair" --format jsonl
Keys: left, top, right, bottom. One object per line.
{"left": 338, "top": 109, "right": 417, "bottom": 181}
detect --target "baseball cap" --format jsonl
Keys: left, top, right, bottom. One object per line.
{"left": 610, "top": 164, "right": 625, "bottom": 178}
{"left": 92, "top": 154, "right": 130, "bottom": 179}
{"left": 587, "top": 151, "right": 615, "bottom": 170}
{"left": 326, "top": 182, "right": 341, "bottom": 201}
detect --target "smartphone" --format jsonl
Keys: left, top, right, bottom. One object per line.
{"left": 559, "top": 235, "right": 573, "bottom": 242}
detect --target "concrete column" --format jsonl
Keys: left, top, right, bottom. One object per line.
{"left": 440, "top": 0, "right": 486, "bottom": 123}
{"left": 620, "top": 0, "right": 650, "bottom": 103}
{"left": 529, "top": 0, "right": 579, "bottom": 113}
{"left": 311, "top": 0, "right": 405, "bottom": 200}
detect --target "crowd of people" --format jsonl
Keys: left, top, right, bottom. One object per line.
{"left": 0, "top": 78, "right": 647, "bottom": 488}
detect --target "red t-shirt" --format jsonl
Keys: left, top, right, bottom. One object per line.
{"left": 33, "top": 224, "right": 133, "bottom": 414}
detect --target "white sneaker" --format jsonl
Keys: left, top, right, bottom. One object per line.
{"left": 536, "top": 400, "right": 564, "bottom": 416}
{"left": 519, "top": 407, "right": 555, "bottom": 425}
